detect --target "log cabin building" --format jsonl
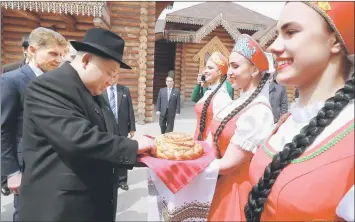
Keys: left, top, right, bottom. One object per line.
{"left": 154, "top": 2, "right": 297, "bottom": 105}
{"left": 1, "top": 1, "right": 173, "bottom": 124}
{"left": 1, "top": 1, "right": 294, "bottom": 123}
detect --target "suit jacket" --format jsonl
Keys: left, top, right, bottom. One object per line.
{"left": 2, "top": 59, "right": 26, "bottom": 74}
{"left": 156, "top": 87, "right": 181, "bottom": 117}
{"left": 269, "top": 80, "right": 289, "bottom": 123}
{"left": 1, "top": 64, "right": 36, "bottom": 179}
{"left": 103, "top": 84, "right": 136, "bottom": 137}
{"left": 19, "top": 62, "right": 138, "bottom": 221}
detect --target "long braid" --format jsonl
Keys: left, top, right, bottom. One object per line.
{"left": 245, "top": 71, "right": 355, "bottom": 222}
{"left": 197, "top": 75, "right": 228, "bottom": 141}
{"left": 213, "top": 73, "right": 271, "bottom": 158}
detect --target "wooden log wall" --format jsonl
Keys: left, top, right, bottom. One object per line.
{"left": 174, "top": 43, "right": 182, "bottom": 88}
{"left": 1, "top": 9, "right": 95, "bottom": 66}
{"left": 180, "top": 26, "right": 234, "bottom": 102}
{"left": 178, "top": 26, "right": 295, "bottom": 104}
{"left": 109, "top": 1, "right": 156, "bottom": 123}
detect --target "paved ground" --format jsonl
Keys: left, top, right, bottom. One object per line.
{"left": 1, "top": 105, "right": 197, "bottom": 221}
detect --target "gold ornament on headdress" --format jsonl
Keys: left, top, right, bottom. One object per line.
{"left": 209, "top": 52, "right": 226, "bottom": 67}
{"left": 313, "top": 1, "right": 332, "bottom": 12}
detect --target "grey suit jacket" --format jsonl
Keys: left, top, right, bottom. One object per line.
{"left": 156, "top": 87, "right": 181, "bottom": 117}
{"left": 269, "top": 81, "right": 288, "bottom": 123}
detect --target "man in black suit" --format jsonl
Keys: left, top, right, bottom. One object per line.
{"left": 269, "top": 73, "right": 289, "bottom": 123}
{"left": 103, "top": 83, "right": 136, "bottom": 191}
{"left": 156, "top": 76, "right": 181, "bottom": 134}
{"left": 1, "top": 27, "right": 67, "bottom": 222}
{"left": 2, "top": 35, "right": 30, "bottom": 74}
{"left": 18, "top": 28, "right": 153, "bottom": 221}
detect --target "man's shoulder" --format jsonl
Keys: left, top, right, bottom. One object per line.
{"left": 2, "top": 61, "right": 22, "bottom": 73}
{"left": 1, "top": 66, "right": 26, "bottom": 80}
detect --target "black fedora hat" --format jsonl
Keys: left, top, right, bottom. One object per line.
{"left": 70, "top": 28, "right": 131, "bottom": 69}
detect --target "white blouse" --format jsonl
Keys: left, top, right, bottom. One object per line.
{"left": 208, "top": 81, "right": 274, "bottom": 153}
{"left": 197, "top": 81, "right": 232, "bottom": 118}
{"left": 269, "top": 99, "right": 354, "bottom": 221}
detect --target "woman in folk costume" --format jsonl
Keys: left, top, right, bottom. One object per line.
{"left": 194, "top": 51, "right": 232, "bottom": 141}
{"left": 245, "top": 2, "right": 354, "bottom": 221}
{"left": 207, "top": 34, "right": 274, "bottom": 221}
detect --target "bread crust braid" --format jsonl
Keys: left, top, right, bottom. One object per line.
{"left": 153, "top": 132, "right": 204, "bottom": 160}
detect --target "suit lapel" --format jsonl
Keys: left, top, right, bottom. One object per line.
{"left": 95, "top": 96, "right": 114, "bottom": 134}
{"left": 102, "top": 90, "right": 109, "bottom": 104}
{"left": 116, "top": 86, "right": 123, "bottom": 112}
{"left": 269, "top": 81, "right": 276, "bottom": 93}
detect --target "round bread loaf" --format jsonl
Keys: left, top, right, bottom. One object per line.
{"left": 152, "top": 132, "right": 204, "bottom": 160}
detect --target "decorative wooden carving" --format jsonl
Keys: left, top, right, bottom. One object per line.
{"left": 193, "top": 36, "right": 230, "bottom": 70}
{"left": 137, "top": 1, "right": 149, "bottom": 124}
{"left": 194, "top": 13, "right": 241, "bottom": 43}
{"left": 93, "top": 5, "right": 110, "bottom": 29}
{"left": 1, "top": 1, "right": 106, "bottom": 17}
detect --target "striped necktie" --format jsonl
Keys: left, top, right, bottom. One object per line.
{"left": 109, "top": 86, "right": 117, "bottom": 121}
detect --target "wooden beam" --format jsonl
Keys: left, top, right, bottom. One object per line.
{"left": 93, "top": 17, "right": 109, "bottom": 30}
{"left": 101, "top": 5, "right": 111, "bottom": 27}
{"left": 12, "top": 10, "right": 39, "bottom": 23}
{"left": 57, "top": 14, "right": 76, "bottom": 32}
{"left": 93, "top": 5, "right": 111, "bottom": 29}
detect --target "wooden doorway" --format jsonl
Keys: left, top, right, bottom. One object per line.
{"left": 153, "top": 40, "right": 176, "bottom": 104}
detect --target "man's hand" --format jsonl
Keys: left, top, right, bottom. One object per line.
{"left": 129, "top": 131, "right": 135, "bottom": 138}
{"left": 8, "top": 173, "right": 22, "bottom": 194}
{"left": 156, "top": 111, "right": 160, "bottom": 116}
{"left": 135, "top": 135, "right": 156, "bottom": 155}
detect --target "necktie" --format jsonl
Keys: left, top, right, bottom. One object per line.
{"left": 109, "top": 86, "right": 117, "bottom": 121}
{"left": 168, "top": 88, "right": 171, "bottom": 100}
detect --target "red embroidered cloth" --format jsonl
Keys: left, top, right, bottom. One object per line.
{"left": 137, "top": 139, "right": 216, "bottom": 194}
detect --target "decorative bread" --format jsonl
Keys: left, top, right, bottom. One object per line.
{"left": 152, "top": 132, "right": 204, "bottom": 161}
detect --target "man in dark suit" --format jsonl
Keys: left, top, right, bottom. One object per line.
{"left": 103, "top": 83, "right": 136, "bottom": 191}
{"left": 1, "top": 35, "right": 30, "bottom": 197}
{"left": 2, "top": 35, "right": 29, "bottom": 74}
{"left": 18, "top": 28, "right": 153, "bottom": 221}
{"left": 1, "top": 27, "right": 67, "bottom": 222}
{"left": 156, "top": 76, "right": 181, "bottom": 134}
{"left": 269, "top": 73, "right": 289, "bottom": 123}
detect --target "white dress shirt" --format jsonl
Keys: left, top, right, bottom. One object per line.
{"left": 28, "top": 61, "right": 44, "bottom": 77}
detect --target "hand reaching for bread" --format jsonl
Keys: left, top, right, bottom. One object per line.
{"left": 135, "top": 134, "right": 156, "bottom": 155}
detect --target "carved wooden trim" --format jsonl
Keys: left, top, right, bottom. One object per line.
{"left": 1, "top": 1, "right": 106, "bottom": 17}
{"left": 193, "top": 36, "right": 230, "bottom": 70}
{"left": 194, "top": 13, "right": 242, "bottom": 43}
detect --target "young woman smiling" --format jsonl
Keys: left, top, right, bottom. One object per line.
{"left": 207, "top": 34, "right": 274, "bottom": 221}
{"left": 194, "top": 51, "right": 232, "bottom": 141}
{"left": 245, "top": 2, "right": 354, "bottom": 221}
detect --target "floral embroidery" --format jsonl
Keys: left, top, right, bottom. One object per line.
{"left": 233, "top": 35, "right": 256, "bottom": 60}
{"left": 160, "top": 199, "right": 211, "bottom": 221}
